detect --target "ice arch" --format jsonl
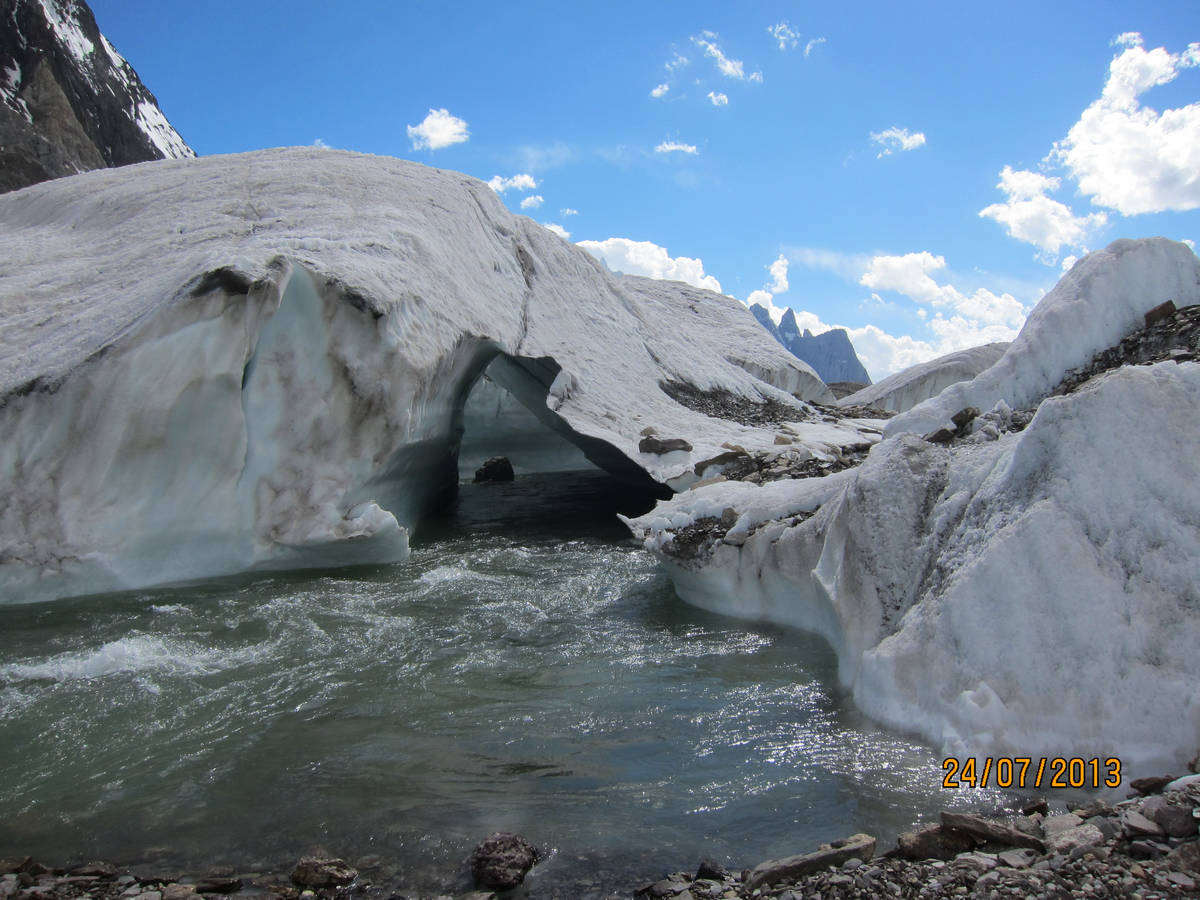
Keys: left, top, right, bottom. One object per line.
{"left": 0, "top": 148, "right": 830, "bottom": 604}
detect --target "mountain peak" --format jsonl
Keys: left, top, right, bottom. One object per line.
{"left": 0, "top": 0, "right": 193, "bottom": 193}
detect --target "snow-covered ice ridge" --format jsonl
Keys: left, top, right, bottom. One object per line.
{"left": 627, "top": 238, "right": 1200, "bottom": 776}
{"left": 838, "top": 342, "right": 1008, "bottom": 414}
{"left": 0, "top": 148, "right": 854, "bottom": 603}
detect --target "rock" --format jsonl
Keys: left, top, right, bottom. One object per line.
{"left": 1090, "top": 815, "right": 1121, "bottom": 841}
{"left": 1129, "top": 840, "right": 1169, "bottom": 859}
{"left": 289, "top": 857, "right": 357, "bottom": 889}
{"left": 639, "top": 436, "right": 693, "bottom": 454}
{"left": 1043, "top": 813, "right": 1083, "bottom": 836}
{"left": 192, "top": 877, "right": 242, "bottom": 894}
{"left": 161, "top": 884, "right": 197, "bottom": 900}
{"left": 941, "top": 812, "right": 1047, "bottom": 852}
{"left": 1046, "top": 823, "right": 1104, "bottom": 854}
{"left": 1166, "top": 871, "right": 1198, "bottom": 890}
{"left": 1144, "top": 299, "right": 1177, "bottom": 327}
{"left": 640, "top": 426, "right": 657, "bottom": 436}
{"left": 694, "top": 858, "right": 728, "bottom": 881}
{"left": 1122, "top": 809, "right": 1164, "bottom": 838}
{"left": 473, "top": 456, "right": 514, "bottom": 483}
{"left": 952, "top": 851, "right": 997, "bottom": 872}
{"left": 997, "top": 848, "right": 1038, "bottom": 869}
{"left": 1140, "top": 794, "right": 1198, "bottom": 838}
{"left": 1019, "top": 798, "right": 1049, "bottom": 816}
{"left": 68, "top": 862, "right": 116, "bottom": 878}
{"left": 469, "top": 832, "right": 539, "bottom": 891}
{"left": 950, "top": 406, "right": 980, "bottom": 429}
{"left": 922, "top": 426, "right": 956, "bottom": 443}
{"left": 896, "top": 824, "right": 973, "bottom": 861}
{"left": 1131, "top": 774, "right": 1175, "bottom": 795}
{"left": 743, "top": 833, "right": 875, "bottom": 891}
{"left": 1166, "top": 841, "right": 1200, "bottom": 874}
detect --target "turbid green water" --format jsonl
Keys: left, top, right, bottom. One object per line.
{"left": 0, "top": 471, "right": 971, "bottom": 897}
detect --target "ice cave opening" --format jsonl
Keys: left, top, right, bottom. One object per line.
{"left": 440, "top": 353, "right": 670, "bottom": 532}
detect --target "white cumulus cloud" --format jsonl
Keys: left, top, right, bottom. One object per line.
{"left": 520, "top": 195, "right": 544, "bottom": 210}
{"left": 407, "top": 108, "right": 469, "bottom": 150}
{"left": 870, "top": 126, "right": 926, "bottom": 157}
{"left": 487, "top": 173, "right": 538, "bottom": 193}
{"left": 543, "top": 224, "right": 570, "bottom": 240}
{"left": 707, "top": 91, "right": 729, "bottom": 107}
{"left": 655, "top": 140, "right": 699, "bottom": 155}
{"left": 767, "top": 254, "right": 789, "bottom": 293}
{"left": 651, "top": 83, "right": 669, "bottom": 98}
{"left": 859, "top": 251, "right": 1026, "bottom": 328}
{"left": 578, "top": 237, "right": 722, "bottom": 292}
{"left": 1050, "top": 33, "right": 1200, "bottom": 215}
{"left": 979, "top": 165, "right": 1107, "bottom": 259}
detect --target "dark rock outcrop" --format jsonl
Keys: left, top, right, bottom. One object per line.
{"left": 469, "top": 832, "right": 540, "bottom": 890}
{"left": 0, "top": 0, "right": 193, "bottom": 193}
{"left": 473, "top": 456, "right": 515, "bottom": 482}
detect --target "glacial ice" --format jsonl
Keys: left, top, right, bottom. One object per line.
{"left": 627, "top": 237, "right": 1200, "bottom": 776}
{"left": 886, "top": 238, "right": 1200, "bottom": 437}
{"left": 838, "top": 342, "right": 1008, "bottom": 413}
{"left": 0, "top": 148, "right": 843, "bottom": 603}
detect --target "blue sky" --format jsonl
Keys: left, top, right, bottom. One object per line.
{"left": 90, "top": 0, "right": 1200, "bottom": 380}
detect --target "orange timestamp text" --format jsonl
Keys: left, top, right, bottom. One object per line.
{"left": 942, "top": 756, "right": 1122, "bottom": 790}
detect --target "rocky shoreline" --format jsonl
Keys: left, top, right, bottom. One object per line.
{"left": 5, "top": 773, "right": 1199, "bottom": 900}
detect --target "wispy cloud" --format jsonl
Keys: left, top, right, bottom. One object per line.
{"left": 651, "top": 83, "right": 669, "bottom": 98}
{"left": 804, "top": 37, "right": 826, "bottom": 57}
{"left": 707, "top": 91, "right": 729, "bottom": 107}
{"left": 693, "top": 32, "right": 746, "bottom": 79}
{"left": 407, "top": 108, "right": 469, "bottom": 150}
{"left": 870, "top": 126, "right": 926, "bottom": 157}
{"left": 767, "top": 22, "right": 799, "bottom": 51}
{"left": 561, "top": 207, "right": 579, "bottom": 217}
{"left": 655, "top": 140, "right": 699, "bottom": 155}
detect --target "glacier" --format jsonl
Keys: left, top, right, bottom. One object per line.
{"left": 626, "top": 237, "right": 1200, "bottom": 776}
{"left": 838, "top": 342, "right": 1008, "bottom": 413}
{"left": 0, "top": 147, "right": 849, "bottom": 604}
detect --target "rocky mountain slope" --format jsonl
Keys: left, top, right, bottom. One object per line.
{"left": 0, "top": 0, "right": 193, "bottom": 193}
{"left": 751, "top": 303, "right": 872, "bottom": 385}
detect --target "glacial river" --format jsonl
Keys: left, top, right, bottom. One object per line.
{"left": 0, "top": 470, "right": 972, "bottom": 897}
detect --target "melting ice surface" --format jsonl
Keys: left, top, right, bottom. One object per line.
{"left": 0, "top": 471, "right": 985, "bottom": 897}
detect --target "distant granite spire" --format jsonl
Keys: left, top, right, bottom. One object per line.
{"left": 749, "top": 304, "right": 871, "bottom": 385}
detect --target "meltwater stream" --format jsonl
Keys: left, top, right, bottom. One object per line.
{"left": 0, "top": 471, "right": 968, "bottom": 897}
